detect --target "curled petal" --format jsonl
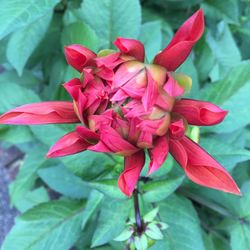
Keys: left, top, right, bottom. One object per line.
{"left": 76, "top": 126, "right": 99, "bottom": 142}
{"left": 142, "top": 70, "right": 159, "bottom": 111}
{"left": 47, "top": 131, "right": 89, "bottom": 158}
{"left": 173, "top": 99, "right": 228, "bottom": 126}
{"left": 64, "top": 44, "right": 96, "bottom": 72}
{"left": 118, "top": 150, "right": 145, "bottom": 196}
{"left": 63, "top": 78, "right": 82, "bottom": 100}
{"left": 163, "top": 73, "right": 184, "bottom": 97}
{"left": 169, "top": 136, "right": 241, "bottom": 195}
{"left": 169, "top": 118, "right": 186, "bottom": 140}
{"left": 154, "top": 9, "right": 204, "bottom": 71}
{"left": 89, "top": 126, "right": 138, "bottom": 156}
{"left": 148, "top": 136, "right": 169, "bottom": 175}
{"left": 95, "top": 51, "right": 124, "bottom": 69}
{"left": 114, "top": 37, "right": 145, "bottom": 62}
{"left": 0, "top": 102, "right": 79, "bottom": 125}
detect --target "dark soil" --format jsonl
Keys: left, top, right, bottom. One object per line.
{"left": 0, "top": 145, "right": 23, "bottom": 246}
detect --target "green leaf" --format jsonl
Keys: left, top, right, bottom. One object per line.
{"left": 16, "top": 187, "right": 49, "bottom": 213}
{"left": 142, "top": 176, "right": 184, "bottom": 203}
{"left": 1, "top": 200, "right": 85, "bottom": 250}
{"left": 60, "top": 150, "right": 114, "bottom": 178}
{"left": 201, "top": 60, "right": 250, "bottom": 104}
{"left": 200, "top": 138, "right": 250, "bottom": 171}
{"left": 203, "top": 0, "right": 239, "bottom": 24}
{"left": 81, "top": 190, "right": 104, "bottom": 229}
{"left": 145, "top": 222, "right": 164, "bottom": 240}
{"left": 9, "top": 147, "right": 48, "bottom": 210}
{"left": 201, "top": 60, "right": 250, "bottom": 133}
{"left": 7, "top": 12, "right": 52, "bottom": 76}
{"left": 91, "top": 199, "right": 131, "bottom": 247}
{"left": 139, "top": 21, "right": 162, "bottom": 62}
{"left": 0, "top": 82, "right": 40, "bottom": 113}
{"left": 194, "top": 34, "right": 215, "bottom": 82}
{"left": 38, "top": 165, "right": 91, "bottom": 199}
{"left": 61, "top": 21, "right": 99, "bottom": 52}
{"left": 159, "top": 194, "right": 205, "bottom": 250}
{"left": 79, "top": 0, "right": 141, "bottom": 48}
{"left": 206, "top": 23, "right": 241, "bottom": 77}
{"left": 87, "top": 179, "right": 127, "bottom": 200}
{"left": 229, "top": 222, "right": 250, "bottom": 250}
{"left": 134, "top": 234, "right": 148, "bottom": 250}
{"left": 0, "top": 0, "right": 60, "bottom": 40}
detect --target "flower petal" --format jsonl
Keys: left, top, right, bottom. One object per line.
{"left": 148, "top": 135, "right": 169, "bottom": 175}
{"left": 173, "top": 99, "right": 228, "bottom": 126}
{"left": 89, "top": 126, "right": 138, "bottom": 156}
{"left": 163, "top": 73, "right": 184, "bottom": 97}
{"left": 169, "top": 136, "right": 241, "bottom": 195}
{"left": 118, "top": 150, "right": 145, "bottom": 196}
{"left": 114, "top": 37, "right": 145, "bottom": 61}
{"left": 154, "top": 9, "right": 204, "bottom": 71}
{"left": 141, "top": 69, "right": 159, "bottom": 111}
{"left": 0, "top": 102, "right": 79, "bottom": 125}
{"left": 47, "top": 131, "right": 89, "bottom": 158}
{"left": 64, "top": 44, "right": 96, "bottom": 72}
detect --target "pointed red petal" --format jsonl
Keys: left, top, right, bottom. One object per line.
{"left": 64, "top": 44, "right": 96, "bottom": 72}
{"left": 173, "top": 99, "right": 228, "bottom": 126}
{"left": 154, "top": 9, "right": 204, "bottom": 70}
{"left": 170, "top": 136, "right": 241, "bottom": 195}
{"left": 47, "top": 131, "right": 88, "bottom": 158}
{"left": 148, "top": 135, "right": 169, "bottom": 175}
{"left": 114, "top": 37, "right": 145, "bottom": 61}
{"left": 0, "top": 102, "right": 79, "bottom": 125}
{"left": 118, "top": 150, "right": 145, "bottom": 196}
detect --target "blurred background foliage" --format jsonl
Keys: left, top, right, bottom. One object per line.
{"left": 0, "top": 0, "right": 250, "bottom": 250}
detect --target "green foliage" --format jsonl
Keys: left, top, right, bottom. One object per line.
{"left": 0, "top": 0, "right": 250, "bottom": 249}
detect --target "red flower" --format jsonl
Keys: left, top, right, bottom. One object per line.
{"left": 0, "top": 9, "right": 241, "bottom": 197}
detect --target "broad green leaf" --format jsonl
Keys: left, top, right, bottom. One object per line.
{"left": 0, "top": 0, "right": 60, "bottom": 40}
{"left": 81, "top": 190, "right": 104, "bottom": 229}
{"left": 139, "top": 21, "right": 162, "bottom": 62}
{"left": 200, "top": 138, "right": 250, "bottom": 171}
{"left": 87, "top": 179, "right": 126, "bottom": 200}
{"left": 61, "top": 21, "right": 99, "bottom": 52}
{"left": 216, "top": 82, "right": 250, "bottom": 133}
{"left": 79, "top": 0, "right": 141, "bottom": 48}
{"left": 7, "top": 12, "right": 52, "bottom": 76}
{"left": 159, "top": 194, "right": 205, "bottom": 250}
{"left": 16, "top": 187, "right": 49, "bottom": 213}
{"left": 9, "top": 147, "right": 48, "bottom": 209}
{"left": 142, "top": 176, "right": 184, "bottom": 203}
{"left": 206, "top": 23, "right": 241, "bottom": 77}
{"left": 0, "top": 82, "right": 40, "bottom": 113}
{"left": 30, "top": 124, "right": 73, "bottom": 147}
{"left": 202, "top": 75, "right": 250, "bottom": 133}
{"left": 0, "top": 125, "right": 33, "bottom": 144}
{"left": 201, "top": 60, "right": 250, "bottom": 105}
{"left": 91, "top": 199, "right": 131, "bottom": 247}
{"left": 38, "top": 165, "right": 90, "bottom": 199}
{"left": 229, "top": 222, "right": 250, "bottom": 250}
{"left": 194, "top": 34, "right": 215, "bottom": 82}
{"left": 177, "top": 56, "right": 199, "bottom": 98}
{"left": 60, "top": 150, "right": 114, "bottom": 178}
{"left": 1, "top": 200, "right": 85, "bottom": 250}
{"left": 203, "top": 0, "right": 239, "bottom": 24}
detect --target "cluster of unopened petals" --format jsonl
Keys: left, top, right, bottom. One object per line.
{"left": 0, "top": 9, "right": 241, "bottom": 196}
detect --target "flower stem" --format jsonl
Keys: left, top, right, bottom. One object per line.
{"left": 133, "top": 188, "right": 143, "bottom": 234}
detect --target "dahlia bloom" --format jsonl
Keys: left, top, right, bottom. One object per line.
{"left": 0, "top": 9, "right": 241, "bottom": 196}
